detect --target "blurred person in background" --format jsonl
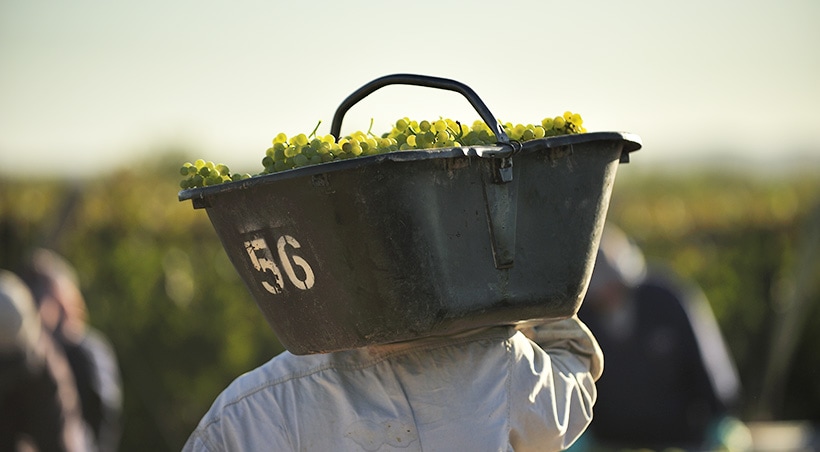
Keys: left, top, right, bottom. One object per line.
{"left": 570, "top": 223, "right": 751, "bottom": 451}
{"left": 21, "top": 249, "right": 123, "bottom": 452}
{"left": 0, "top": 269, "right": 90, "bottom": 452}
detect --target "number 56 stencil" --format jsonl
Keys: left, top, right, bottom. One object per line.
{"left": 243, "top": 234, "right": 315, "bottom": 295}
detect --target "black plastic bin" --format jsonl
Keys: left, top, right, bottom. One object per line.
{"left": 179, "top": 74, "right": 642, "bottom": 354}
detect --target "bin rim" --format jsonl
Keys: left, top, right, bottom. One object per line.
{"left": 178, "top": 131, "right": 641, "bottom": 203}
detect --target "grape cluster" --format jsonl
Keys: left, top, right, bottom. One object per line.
{"left": 509, "top": 111, "right": 586, "bottom": 141}
{"left": 178, "top": 159, "right": 252, "bottom": 189}
{"left": 180, "top": 111, "right": 585, "bottom": 189}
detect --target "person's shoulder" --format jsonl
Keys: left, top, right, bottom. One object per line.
{"left": 203, "top": 327, "right": 519, "bottom": 413}
{"left": 211, "top": 351, "right": 323, "bottom": 402}
{"left": 190, "top": 351, "right": 316, "bottom": 433}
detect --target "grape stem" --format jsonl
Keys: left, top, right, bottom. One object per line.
{"left": 367, "top": 118, "right": 375, "bottom": 137}
{"left": 309, "top": 120, "right": 322, "bottom": 139}
{"left": 451, "top": 120, "right": 465, "bottom": 141}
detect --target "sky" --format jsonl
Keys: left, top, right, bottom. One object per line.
{"left": 1, "top": 0, "right": 819, "bottom": 177}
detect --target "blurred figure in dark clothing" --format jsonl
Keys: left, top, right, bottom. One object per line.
{"left": 1, "top": 269, "right": 89, "bottom": 452}
{"left": 22, "top": 249, "right": 123, "bottom": 452}
{"left": 574, "top": 224, "right": 751, "bottom": 451}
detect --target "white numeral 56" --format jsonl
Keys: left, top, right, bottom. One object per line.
{"left": 244, "top": 235, "right": 315, "bottom": 294}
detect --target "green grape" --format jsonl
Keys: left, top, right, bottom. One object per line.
{"left": 434, "top": 119, "right": 447, "bottom": 132}
{"left": 262, "top": 155, "right": 274, "bottom": 169}
{"left": 377, "top": 137, "right": 393, "bottom": 149}
{"left": 393, "top": 133, "right": 408, "bottom": 146}
{"left": 284, "top": 145, "right": 299, "bottom": 158}
{"left": 181, "top": 111, "right": 588, "bottom": 188}
{"left": 413, "top": 134, "right": 427, "bottom": 149}
{"left": 512, "top": 124, "right": 527, "bottom": 140}
{"left": 541, "top": 118, "right": 554, "bottom": 130}
{"left": 292, "top": 134, "right": 308, "bottom": 147}
{"left": 359, "top": 140, "right": 371, "bottom": 154}
{"left": 302, "top": 146, "right": 317, "bottom": 158}
{"left": 460, "top": 131, "right": 477, "bottom": 145}
{"left": 420, "top": 131, "right": 435, "bottom": 147}
{"left": 269, "top": 144, "right": 285, "bottom": 159}
{"left": 273, "top": 160, "right": 288, "bottom": 172}
{"left": 293, "top": 154, "right": 309, "bottom": 167}
{"left": 315, "top": 142, "right": 330, "bottom": 155}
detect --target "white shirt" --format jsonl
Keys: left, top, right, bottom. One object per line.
{"left": 183, "top": 317, "right": 603, "bottom": 452}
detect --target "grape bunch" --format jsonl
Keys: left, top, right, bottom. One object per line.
{"left": 180, "top": 111, "right": 585, "bottom": 189}
{"left": 178, "top": 160, "right": 252, "bottom": 189}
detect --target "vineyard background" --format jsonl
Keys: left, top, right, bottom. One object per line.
{"left": 1, "top": 152, "right": 818, "bottom": 451}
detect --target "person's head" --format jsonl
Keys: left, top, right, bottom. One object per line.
{"left": 20, "top": 249, "right": 88, "bottom": 338}
{"left": 0, "top": 269, "right": 42, "bottom": 356}
{"left": 584, "top": 224, "right": 646, "bottom": 312}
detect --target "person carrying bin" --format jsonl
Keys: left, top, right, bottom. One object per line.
{"left": 183, "top": 315, "right": 603, "bottom": 451}
{"left": 179, "top": 74, "right": 643, "bottom": 451}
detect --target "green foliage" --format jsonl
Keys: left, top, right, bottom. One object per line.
{"left": 0, "top": 162, "right": 283, "bottom": 451}
{"left": 1, "top": 158, "right": 818, "bottom": 451}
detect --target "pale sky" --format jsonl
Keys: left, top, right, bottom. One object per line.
{"left": 1, "top": 0, "right": 818, "bottom": 177}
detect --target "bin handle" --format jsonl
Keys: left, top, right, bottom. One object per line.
{"left": 330, "top": 73, "right": 510, "bottom": 145}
